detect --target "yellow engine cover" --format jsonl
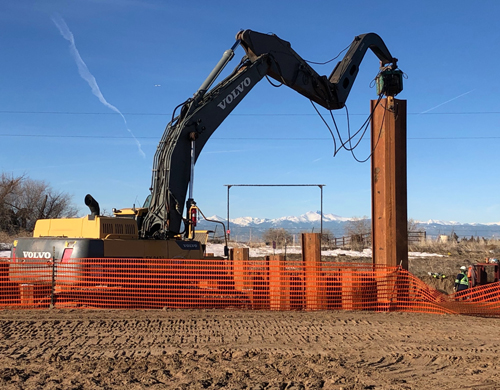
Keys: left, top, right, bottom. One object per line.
{"left": 33, "top": 215, "right": 139, "bottom": 240}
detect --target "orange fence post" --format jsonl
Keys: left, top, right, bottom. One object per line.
{"left": 232, "top": 248, "right": 250, "bottom": 291}
{"left": 342, "top": 269, "right": 359, "bottom": 311}
{"left": 19, "top": 284, "right": 34, "bottom": 308}
{"left": 374, "top": 268, "right": 396, "bottom": 311}
{"left": 340, "top": 269, "right": 377, "bottom": 311}
{"left": 302, "top": 233, "right": 327, "bottom": 310}
{"left": 268, "top": 255, "right": 290, "bottom": 310}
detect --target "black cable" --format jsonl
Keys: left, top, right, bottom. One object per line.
{"left": 349, "top": 100, "right": 386, "bottom": 163}
{"left": 343, "top": 97, "right": 383, "bottom": 154}
{"left": 310, "top": 96, "right": 382, "bottom": 158}
{"left": 309, "top": 100, "right": 337, "bottom": 155}
{"left": 332, "top": 103, "right": 372, "bottom": 153}
{"left": 309, "top": 94, "right": 386, "bottom": 162}
{"left": 342, "top": 97, "right": 386, "bottom": 163}
{"left": 304, "top": 44, "right": 350, "bottom": 65}
{"left": 170, "top": 97, "right": 191, "bottom": 124}
{"left": 264, "top": 53, "right": 291, "bottom": 88}
{"left": 265, "top": 75, "right": 283, "bottom": 88}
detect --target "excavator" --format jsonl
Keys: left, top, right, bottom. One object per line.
{"left": 10, "top": 29, "right": 403, "bottom": 264}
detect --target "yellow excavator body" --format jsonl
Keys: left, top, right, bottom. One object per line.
{"left": 27, "top": 211, "right": 206, "bottom": 260}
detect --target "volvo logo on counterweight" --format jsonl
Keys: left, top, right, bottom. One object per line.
{"left": 22, "top": 251, "right": 52, "bottom": 259}
{"left": 217, "top": 77, "right": 251, "bottom": 110}
{"left": 176, "top": 241, "right": 201, "bottom": 250}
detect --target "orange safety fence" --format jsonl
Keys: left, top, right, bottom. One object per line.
{"left": 1, "top": 257, "right": 499, "bottom": 316}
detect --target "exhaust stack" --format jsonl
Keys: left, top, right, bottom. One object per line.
{"left": 84, "top": 194, "right": 100, "bottom": 219}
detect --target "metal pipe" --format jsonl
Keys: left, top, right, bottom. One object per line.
{"left": 227, "top": 185, "right": 231, "bottom": 242}
{"left": 50, "top": 246, "right": 55, "bottom": 309}
{"left": 188, "top": 139, "right": 195, "bottom": 200}
{"left": 196, "top": 40, "right": 240, "bottom": 96}
{"left": 320, "top": 185, "right": 323, "bottom": 236}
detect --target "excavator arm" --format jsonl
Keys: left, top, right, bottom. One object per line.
{"left": 238, "top": 30, "right": 400, "bottom": 109}
{"left": 140, "top": 30, "right": 402, "bottom": 239}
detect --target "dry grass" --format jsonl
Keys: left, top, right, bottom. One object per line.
{"left": 409, "top": 239, "right": 500, "bottom": 259}
{"left": 408, "top": 239, "right": 500, "bottom": 294}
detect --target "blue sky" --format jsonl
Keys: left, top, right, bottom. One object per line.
{"left": 1, "top": 0, "right": 500, "bottom": 224}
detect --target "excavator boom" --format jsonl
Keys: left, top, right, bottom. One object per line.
{"left": 141, "top": 55, "right": 271, "bottom": 238}
{"left": 140, "top": 29, "right": 402, "bottom": 239}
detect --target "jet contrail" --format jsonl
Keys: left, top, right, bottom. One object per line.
{"left": 51, "top": 14, "right": 145, "bottom": 158}
{"left": 420, "top": 89, "right": 475, "bottom": 114}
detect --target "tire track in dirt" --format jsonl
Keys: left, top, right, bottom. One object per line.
{"left": 0, "top": 309, "right": 499, "bottom": 389}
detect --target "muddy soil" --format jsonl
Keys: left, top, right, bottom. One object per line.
{"left": 0, "top": 309, "right": 499, "bottom": 389}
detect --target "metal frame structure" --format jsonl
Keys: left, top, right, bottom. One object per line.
{"left": 224, "top": 184, "right": 325, "bottom": 241}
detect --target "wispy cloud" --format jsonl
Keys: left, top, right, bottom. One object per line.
{"left": 420, "top": 89, "right": 475, "bottom": 114}
{"left": 51, "top": 14, "right": 145, "bottom": 158}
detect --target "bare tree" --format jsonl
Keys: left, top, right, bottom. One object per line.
{"left": 344, "top": 216, "right": 371, "bottom": 236}
{"left": 262, "top": 228, "right": 293, "bottom": 247}
{"left": 321, "top": 228, "right": 336, "bottom": 249}
{"left": 408, "top": 218, "right": 420, "bottom": 232}
{"left": 344, "top": 216, "right": 371, "bottom": 251}
{"left": 0, "top": 173, "right": 24, "bottom": 234}
{"left": 1, "top": 173, "right": 77, "bottom": 233}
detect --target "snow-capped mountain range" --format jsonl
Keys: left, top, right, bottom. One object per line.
{"left": 205, "top": 211, "right": 351, "bottom": 227}
{"left": 198, "top": 211, "right": 500, "bottom": 240}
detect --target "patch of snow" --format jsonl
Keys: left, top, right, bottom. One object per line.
{"left": 0, "top": 242, "right": 11, "bottom": 250}
{"left": 409, "top": 252, "right": 444, "bottom": 258}
{"left": 205, "top": 244, "right": 444, "bottom": 259}
{"left": 208, "top": 244, "right": 372, "bottom": 258}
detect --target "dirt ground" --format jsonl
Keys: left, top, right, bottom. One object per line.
{"left": 1, "top": 249, "right": 496, "bottom": 389}
{"left": 1, "top": 308, "right": 500, "bottom": 390}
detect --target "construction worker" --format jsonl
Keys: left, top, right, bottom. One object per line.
{"left": 454, "top": 265, "right": 469, "bottom": 297}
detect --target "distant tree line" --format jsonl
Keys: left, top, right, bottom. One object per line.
{"left": 261, "top": 216, "right": 422, "bottom": 250}
{"left": 262, "top": 227, "right": 337, "bottom": 249}
{"left": 0, "top": 173, "right": 77, "bottom": 235}
{"left": 262, "top": 228, "right": 293, "bottom": 247}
